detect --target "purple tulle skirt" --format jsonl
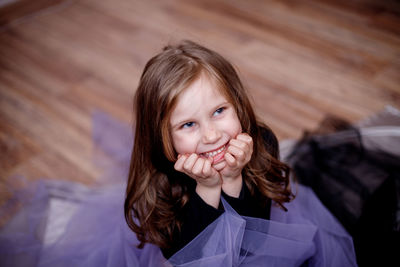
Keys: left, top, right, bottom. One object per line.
{"left": 0, "top": 111, "right": 357, "bottom": 267}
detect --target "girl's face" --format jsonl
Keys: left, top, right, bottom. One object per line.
{"left": 169, "top": 74, "right": 242, "bottom": 165}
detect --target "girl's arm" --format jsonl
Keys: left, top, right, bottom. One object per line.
{"left": 220, "top": 133, "right": 253, "bottom": 197}
{"left": 195, "top": 181, "right": 221, "bottom": 209}
{"left": 220, "top": 174, "right": 243, "bottom": 198}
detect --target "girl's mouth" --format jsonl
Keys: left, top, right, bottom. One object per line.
{"left": 201, "top": 144, "right": 227, "bottom": 165}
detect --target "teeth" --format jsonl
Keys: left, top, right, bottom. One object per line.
{"left": 204, "top": 145, "right": 225, "bottom": 158}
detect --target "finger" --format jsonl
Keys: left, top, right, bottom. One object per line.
{"left": 224, "top": 152, "right": 237, "bottom": 166}
{"left": 213, "top": 160, "right": 226, "bottom": 171}
{"left": 183, "top": 153, "right": 198, "bottom": 172}
{"left": 202, "top": 158, "right": 213, "bottom": 177}
{"left": 192, "top": 157, "right": 205, "bottom": 176}
{"left": 174, "top": 154, "right": 187, "bottom": 171}
{"left": 227, "top": 145, "right": 245, "bottom": 160}
{"left": 237, "top": 133, "right": 253, "bottom": 153}
{"left": 233, "top": 133, "right": 253, "bottom": 149}
{"left": 229, "top": 138, "right": 248, "bottom": 152}
{"left": 236, "top": 133, "right": 252, "bottom": 143}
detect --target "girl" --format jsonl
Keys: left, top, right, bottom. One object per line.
{"left": 124, "top": 40, "right": 357, "bottom": 266}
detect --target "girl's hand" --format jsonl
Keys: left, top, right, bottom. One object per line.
{"left": 174, "top": 153, "right": 222, "bottom": 188}
{"left": 218, "top": 133, "right": 253, "bottom": 197}
{"left": 174, "top": 153, "right": 222, "bottom": 208}
{"left": 220, "top": 133, "right": 253, "bottom": 181}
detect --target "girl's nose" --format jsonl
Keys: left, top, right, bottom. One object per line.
{"left": 202, "top": 125, "right": 221, "bottom": 144}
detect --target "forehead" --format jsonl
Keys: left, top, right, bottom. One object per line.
{"left": 169, "top": 74, "right": 229, "bottom": 124}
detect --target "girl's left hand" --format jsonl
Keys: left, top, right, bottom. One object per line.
{"left": 219, "top": 133, "right": 253, "bottom": 181}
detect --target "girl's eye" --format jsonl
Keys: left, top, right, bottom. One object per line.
{"left": 182, "top": 122, "right": 195, "bottom": 129}
{"left": 213, "top": 107, "right": 225, "bottom": 116}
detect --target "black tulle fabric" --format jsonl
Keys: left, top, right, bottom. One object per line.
{"left": 287, "top": 113, "right": 400, "bottom": 267}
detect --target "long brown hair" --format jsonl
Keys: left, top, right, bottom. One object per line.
{"left": 124, "top": 40, "right": 293, "bottom": 249}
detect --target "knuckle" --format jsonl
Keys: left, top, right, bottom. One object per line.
{"left": 194, "top": 165, "right": 202, "bottom": 173}
{"left": 243, "top": 135, "right": 252, "bottom": 143}
{"left": 174, "top": 161, "right": 182, "bottom": 171}
{"left": 183, "top": 162, "right": 191, "bottom": 170}
{"left": 239, "top": 142, "right": 247, "bottom": 150}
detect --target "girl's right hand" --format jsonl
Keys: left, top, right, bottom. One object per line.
{"left": 174, "top": 153, "right": 222, "bottom": 189}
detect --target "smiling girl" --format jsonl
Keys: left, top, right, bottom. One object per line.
{"left": 171, "top": 72, "right": 249, "bottom": 209}
{"left": 124, "top": 40, "right": 357, "bottom": 266}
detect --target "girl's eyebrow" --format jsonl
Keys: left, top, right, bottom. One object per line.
{"left": 170, "top": 101, "right": 230, "bottom": 130}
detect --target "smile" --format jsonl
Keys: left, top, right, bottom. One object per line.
{"left": 203, "top": 145, "right": 226, "bottom": 158}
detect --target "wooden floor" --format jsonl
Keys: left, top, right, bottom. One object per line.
{"left": 0, "top": 0, "right": 399, "bottom": 194}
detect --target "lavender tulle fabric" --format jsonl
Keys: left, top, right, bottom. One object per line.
{"left": 0, "top": 110, "right": 357, "bottom": 267}
{"left": 169, "top": 185, "right": 356, "bottom": 267}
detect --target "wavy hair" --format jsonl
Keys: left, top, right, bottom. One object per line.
{"left": 124, "top": 40, "right": 293, "bottom": 249}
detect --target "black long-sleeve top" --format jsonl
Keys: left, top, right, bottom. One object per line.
{"left": 161, "top": 183, "right": 271, "bottom": 259}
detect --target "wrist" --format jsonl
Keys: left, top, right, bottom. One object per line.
{"left": 222, "top": 174, "right": 243, "bottom": 198}
{"left": 195, "top": 183, "right": 222, "bottom": 209}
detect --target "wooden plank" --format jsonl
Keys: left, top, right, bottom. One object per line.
{"left": 0, "top": 0, "right": 399, "bottom": 188}
{"left": 0, "top": 0, "right": 66, "bottom": 27}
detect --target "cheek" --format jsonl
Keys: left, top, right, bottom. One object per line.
{"left": 171, "top": 133, "right": 197, "bottom": 155}
{"left": 235, "top": 122, "right": 242, "bottom": 136}
{"left": 229, "top": 114, "right": 242, "bottom": 136}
